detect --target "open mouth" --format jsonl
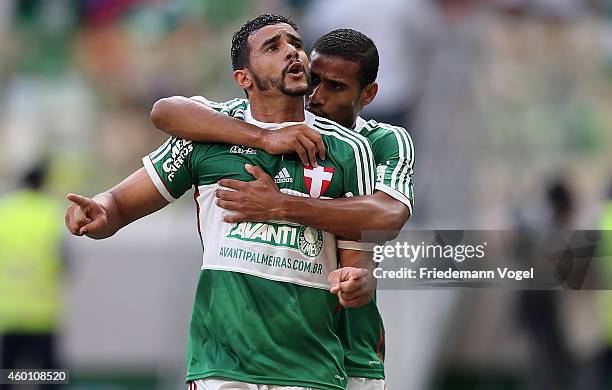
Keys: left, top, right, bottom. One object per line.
{"left": 286, "top": 62, "right": 304, "bottom": 77}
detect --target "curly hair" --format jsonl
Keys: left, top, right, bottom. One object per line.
{"left": 231, "top": 14, "right": 298, "bottom": 71}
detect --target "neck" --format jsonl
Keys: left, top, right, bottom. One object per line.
{"left": 336, "top": 117, "right": 356, "bottom": 130}
{"left": 248, "top": 93, "right": 305, "bottom": 123}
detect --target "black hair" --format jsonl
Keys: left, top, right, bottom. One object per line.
{"left": 231, "top": 14, "right": 298, "bottom": 71}
{"left": 312, "top": 28, "right": 379, "bottom": 88}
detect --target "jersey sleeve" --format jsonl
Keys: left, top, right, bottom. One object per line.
{"left": 373, "top": 125, "right": 415, "bottom": 215}
{"left": 190, "top": 96, "right": 248, "bottom": 119}
{"left": 142, "top": 137, "right": 196, "bottom": 202}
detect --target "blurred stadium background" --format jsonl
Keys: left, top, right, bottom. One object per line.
{"left": 1, "top": 0, "right": 612, "bottom": 389}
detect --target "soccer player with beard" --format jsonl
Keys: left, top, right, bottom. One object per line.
{"left": 152, "top": 29, "right": 414, "bottom": 390}
{"left": 65, "top": 15, "right": 377, "bottom": 390}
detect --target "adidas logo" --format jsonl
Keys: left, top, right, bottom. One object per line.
{"left": 274, "top": 168, "right": 293, "bottom": 184}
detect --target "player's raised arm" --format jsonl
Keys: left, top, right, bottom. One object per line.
{"left": 65, "top": 168, "right": 169, "bottom": 239}
{"left": 150, "top": 96, "right": 325, "bottom": 166}
{"left": 150, "top": 96, "right": 263, "bottom": 148}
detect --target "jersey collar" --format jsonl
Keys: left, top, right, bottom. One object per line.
{"left": 244, "top": 103, "right": 316, "bottom": 130}
{"left": 354, "top": 116, "right": 368, "bottom": 132}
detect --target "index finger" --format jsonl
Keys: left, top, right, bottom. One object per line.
{"left": 218, "top": 179, "right": 249, "bottom": 191}
{"left": 328, "top": 270, "right": 342, "bottom": 291}
{"left": 67, "top": 193, "right": 94, "bottom": 208}
{"left": 304, "top": 128, "right": 326, "bottom": 161}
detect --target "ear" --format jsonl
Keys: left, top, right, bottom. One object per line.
{"left": 234, "top": 69, "right": 253, "bottom": 91}
{"left": 359, "top": 82, "right": 378, "bottom": 109}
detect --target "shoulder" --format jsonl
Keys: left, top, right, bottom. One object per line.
{"left": 361, "top": 119, "right": 413, "bottom": 145}
{"left": 359, "top": 119, "right": 414, "bottom": 160}
{"left": 149, "top": 137, "right": 210, "bottom": 163}
{"left": 310, "top": 115, "right": 372, "bottom": 148}
{"left": 190, "top": 96, "right": 248, "bottom": 118}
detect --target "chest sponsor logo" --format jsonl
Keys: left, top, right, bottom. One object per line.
{"left": 229, "top": 145, "right": 257, "bottom": 155}
{"left": 226, "top": 222, "right": 323, "bottom": 258}
{"left": 273, "top": 167, "right": 293, "bottom": 184}
{"left": 303, "top": 166, "right": 334, "bottom": 198}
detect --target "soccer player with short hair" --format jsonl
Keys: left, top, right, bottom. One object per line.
{"left": 65, "top": 15, "right": 377, "bottom": 390}
{"left": 152, "top": 28, "right": 414, "bottom": 390}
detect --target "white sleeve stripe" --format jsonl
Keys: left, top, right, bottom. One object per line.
{"left": 337, "top": 240, "right": 376, "bottom": 252}
{"left": 149, "top": 138, "right": 172, "bottom": 162}
{"left": 151, "top": 141, "right": 173, "bottom": 164}
{"left": 396, "top": 127, "right": 414, "bottom": 195}
{"left": 376, "top": 182, "right": 413, "bottom": 215}
{"left": 313, "top": 121, "right": 375, "bottom": 195}
{"left": 389, "top": 129, "right": 405, "bottom": 190}
{"left": 313, "top": 118, "right": 375, "bottom": 191}
{"left": 317, "top": 118, "right": 376, "bottom": 181}
{"left": 315, "top": 126, "right": 360, "bottom": 195}
{"left": 142, "top": 156, "right": 176, "bottom": 203}
{"left": 393, "top": 157, "right": 412, "bottom": 197}
{"left": 377, "top": 123, "right": 407, "bottom": 191}
{"left": 395, "top": 126, "right": 414, "bottom": 195}
{"left": 378, "top": 123, "right": 415, "bottom": 196}
{"left": 313, "top": 127, "right": 366, "bottom": 195}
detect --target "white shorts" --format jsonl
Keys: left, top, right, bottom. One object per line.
{"left": 188, "top": 378, "right": 317, "bottom": 390}
{"left": 346, "top": 377, "right": 386, "bottom": 390}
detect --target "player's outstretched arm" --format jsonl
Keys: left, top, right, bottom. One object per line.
{"left": 65, "top": 168, "right": 169, "bottom": 239}
{"left": 216, "top": 165, "right": 409, "bottom": 241}
{"left": 150, "top": 96, "right": 325, "bottom": 166}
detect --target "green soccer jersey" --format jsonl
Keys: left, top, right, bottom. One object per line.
{"left": 202, "top": 97, "right": 415, "bottom": 380}
{"left": 143, "top": 98, "right": 376, "bottom": 390}
{"left": 336, "top": 116, "right": 414, "bottom": 379}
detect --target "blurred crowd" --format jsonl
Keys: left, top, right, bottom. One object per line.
{"left": 0, "top": 0, "right": 612, "bottom": 227}
{"left": 0, "top": 0, "right": 610, "bottom": 227}
{"left": 1, "top": 0, "right": 612, "bottom": 389}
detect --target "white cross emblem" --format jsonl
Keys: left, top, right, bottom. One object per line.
{"left": 303, "top": 166, "right": 334, "bottom": 198}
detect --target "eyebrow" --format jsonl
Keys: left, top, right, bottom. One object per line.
{"left": 313, "top": 71, "right": 347, "bottom": 87}
{"left": 327, "top": 78, "right": 347, "bottom": 88}
{"left": 260, "top": 34, "right": 281, "bottom": 50}
{"left": 260, "top": 32, "right": 303, "bottom": 50}
{"left": 286, "top": 32, "right": 303, "bottom": 46}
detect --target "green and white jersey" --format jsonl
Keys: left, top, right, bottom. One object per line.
{"left": 143, "top": 98, "right": 376, "bottom": 390}
{"left": 338, "top": 116, "right": 415, "bottom": 379}
{"left": 355, "top": 116, "right": 414, "bottom": 215}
